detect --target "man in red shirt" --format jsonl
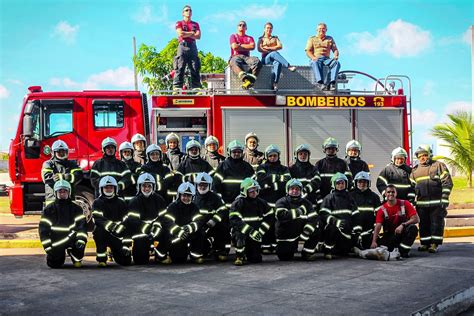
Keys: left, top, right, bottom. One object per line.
{"left": 173, "top": 5, "right": 202, "bottom": 95}
{"left": 371, "top": 184, "right": 419, "bottom": 258}
{"left": 229, "top": 21, "right": 262, "bottom": 90}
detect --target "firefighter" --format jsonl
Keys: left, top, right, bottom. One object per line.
{"left": 410, "top": 145, "right": 453, "bottom": 253}
{"left": 243, "top": 132, "right": 264, "bottom": 170}
{"left": 39, "top": 180, "right": 87, "bottom": 268}
{"left": 203, "top": 135, "right": 225, "bottom": 171}
{"left": 90, "top": 137, "right": 132, "bottom": 198}
{"left": 376, "top": 147, "right": 415, "bottom": 203}
{"left": 256, "top": 144, "right": 291, "bottom": 253}
{"left": 319, "top": 173, "right": 361, "bottom": 259}
{"left": 124, "top": 173, "right": 169, "bottom": 264}
{"left": 141, "top": 144, "right": 175, "bottom": 203}
{"left": 163, "top": 133, "right": 184, "bottom": 171}
{"left": 194, "top": 172, "right": 230, "bottom": 261}
{"left": 289, "top": 144, "right": 322, "bottom": 208}
{"left": 91, "top": 176, "right": 132, "bottom": 267}
{"left": 275, "top": 179, "right": 321, "bottom": 261}
{"left": 350, "top": 171, "right": 381, "bottom": 249}
{"left": 229, "top": 178, "right": 274, "bottom": 265}
{"left": 315, "top": 137, "right": 353, "bottom": 199}
{"left": 131, "top": 133, "right": 147, "bottom": 165}
{"left": 41, "top": 140, "right": 83, "bottom": 205}
{"left": 213, "top": 140, "right": 255, "bottom": 207}
{"left": 177, "top": 140, "right": 213, "bottom": 183}
{"left": 371, "top": 184, "right": 419, "bottom": 258}
{"left": 157, "top": 182, "right": 206, "bottom": 264}
{"left": 119, "top": 141, "right": 141, "bottom": 201}
{"left": 345, "top": 140, "right": 370, "bottom": 181}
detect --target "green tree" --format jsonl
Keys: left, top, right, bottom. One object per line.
{"left": 431, "top": 111, "right": 474, "bottom": 188}
{"left": 134, "top": 39, "right": 226, "bottom": 94}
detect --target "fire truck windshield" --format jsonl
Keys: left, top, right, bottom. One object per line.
{"left": 44, "top": 104, "right": 73, "bottom": 138}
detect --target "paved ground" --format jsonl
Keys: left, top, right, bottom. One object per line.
{"left": 1, "top": 238, "right": 474, "bottom": 315}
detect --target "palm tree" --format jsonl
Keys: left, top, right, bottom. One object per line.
{"left": 431, "top": 111, "right": 474, "bottom": 188}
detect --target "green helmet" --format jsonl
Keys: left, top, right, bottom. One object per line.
{"left": 240, "top": 177, "right": 260, "bottom": 197}
{"left": 264, "top": 144, "right": 281, "bottom": 160}
{"left": 286, "top": 178, "right": 303, "bottom": 194}
{"left": 294, "top": 144, "right": 311, "bottom": 160}
{"left": 186, "top": 140, "right": 201, "bottom": 152}
{"left": 204, "top": 135, "right": 219, "bottom": 147}
{"left": 54, "top": 180, "right": 71, "bottom": 198}
{"left": 322, "top": 137, "right": 339, "bottom": 152}
{"left": 414, "top": 144, "right": 432, "bottom": 158}
{"left": 391, "top": 147, "right": 408, "bottom": 163}
{"left": 331, "top": 172, "right": 348, "bottom": 189}
{"left": 227, "top": 140, "right": 244, "bottom": 156}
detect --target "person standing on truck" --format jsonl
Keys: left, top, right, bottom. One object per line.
{"left": 41, "top": 140, "right": 83, "bottom": 206}
{"left": 172, "top": 5, "right": 203, "bottom": 95}
{"left": 243, "top": 132, "right": 264, "bottom": 170}
{"left": 119, "top": 141, "right": 141, "bottom": 201}
{"left": 410, "top": 145, "right": 453, "bottom": 253}
{"left": 213, "top": 140, "right": 255, "bottom": 207}
{"left": 131, "top": 133, "right": 147, "bottom": 165}
{"left": 90, "top": 137, "right": 132, "bottom": 198}
{"left": 91, "top": 176, "right": 132, "bottom": 267}
{"left": 163, "top": 133, "right": 185, "bottom": 171}
{"left": 176, "top": 140, "right": 213, "bottom": 183}
{"left": 315, "top": 137, "right": 353, "bottom": 199}
{"left": 376, "top": 147, "right": 415, "bottom": 204}
{"left": 305, "top": 22, "right": 340, "bottom": 91}
{"left": 39, "top": 180, "right": 87, "bottom": 268}
{"left": 229, "top": 20, "right": 262, "bottom": 90}
{"left": 345, "top": 140, "right": 370, "bottom": 182}
{"left": 257, "top": 22, "right": 296, "bottom": 91}
{"left": 203, "top": 135, "right": 225, "bottom": 171}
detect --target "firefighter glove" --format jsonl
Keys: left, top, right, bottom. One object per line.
{"left": 75, "top": 240, "right": 85, "bottom": 250}
{"left": 53, "top": 174, "right": 61, "bottom": 182}
{"left": 249, "top": 230, "right": 262, "bottom": 242}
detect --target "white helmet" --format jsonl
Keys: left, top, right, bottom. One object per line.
{"left": 354, "top": 171, "right": 371, "bottom": 188}
{"left": 178, "top": 182, "right": 196, "bottom": 197}
{"left": 186, "top": 140, "right": 201, "bottom": 159}
{"left": 51, "top": 140, "right": 69, "bottom": 160}
{"left": 101, "top": 137, "right": 117, "bottom": 153}
{"left": 53, "top": 180, "right": 71, "bottom": 199}
{"left": 205, "top": 135, "right": 219, "bottom": 148}
{"left": 146, "top": 144, "right": 162, "bottom": 162}
{"left": 137, "top": 173, "right": 156, "bottom": 197}
{"left": 131, "top": 133, "right": 146, "bottom": 145}
{"left": 391, "top": 147, "right": 407, "bottom": 163}
{"left": 194, "top": 172, "right": 213, "bottom": 194}
{"left": 119, "top": 142, "right": 134, "bottom": 160}
{"left": 346, "top": 140, "right": 362, "bottom": 156}
{"left": 99, "top": 176, "right": 118, "bottom": 198}
{"left": 165, "top": 133, "right": 180, "bottom": 148}
{"left": 245, "top": 132, "right": 259, "bottom": 144}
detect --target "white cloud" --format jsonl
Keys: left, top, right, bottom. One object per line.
{"left": 7, "top": 79, "right": 23, "bottom": 86}
{"left": 133, "top": 4, "right": 169, "bottom": 24}
{"left": 210, "top": 3, "right": 287, "bottom": 22}
{"left": 439, "top": 27, "right": 472, "bottom": 46}
{"left": 462, "top": 27, "right": 472, "bottom": 45}
{"left": 422, "top": 80, "right": 435, "bottom": 96}
{"left": 50, "top": 67, "right": 136, "bottom": 90}
{"left": 0, "top": 84, "right": 10, "bottom": 99}
{"left": 444, "top": 100, "right": 472, "bottom": 115}
{"left": 347, "top": 19, "right": 432, "bottom": 58}
{"left": 412, "top": 108, "right": 437, "bottom": 126}
{"left": 52, "top": 21, "right": 79, "bottom": 44}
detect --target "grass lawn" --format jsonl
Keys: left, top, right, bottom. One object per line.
{"left": 0, "top": 196, "right": 10, "bottom": 214}
{"left": 451, "top": 176, "right": 474, "bottom": 205}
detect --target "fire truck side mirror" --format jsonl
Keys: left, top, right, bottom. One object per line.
{"left": 23, "top": 115, "right": 33, "bottom": 138}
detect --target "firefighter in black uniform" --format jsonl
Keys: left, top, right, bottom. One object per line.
{"left": 229, "top": 178, "right": 274, "bottom": 265}
{"left": 39, "top": 180, "right": 87, "bottom": 268}
{"left": 410, "top": 145, "right": 453, "bottom": 253}
{"left": 157, "top": 182, "right": 206, "bottom": 264}
{"left": 350, "top": 171, "right": 381, "bottom": 249}
{"left": 213, "top": 140, "right": 255, "bottom": 207}
{"left": 203, "top": 135, "right": 225, "bottom": 171}
{"left": 243, "top": 132, "right": 264, "bottom": 170}
{"left": 177, "top": 140, "right": 213, "bottom": 183}
{"left": 256, "top": 144, "right": 291, "bottom": 253}
{"left": 163, "top": 133, "right": 185, "bottom": 171}
{"left": 289, "top": 144, "right": 322, "bottom": 208}
{"left": 119, "top": 141, "right": 141, "bottom": 202}
{"left": 194, "top": 172, "right": 230, "bottom": 261}
{"left": 141, "top": 144, "right": 176, "bottom": 204}
{"left": 91, "top": 176, "right": 132, "bottom": 267}
{"left": 315, "top": 137, "right": 353, "bottom": 199}
{"left": 90, "top": 137, "right": 132, "bottom": 198}
{"left": 320, "top": 173, "right": 361, "bottom": 259}
{"left": 131, "top": 133, "right": 147, "bottom": 165}
{"left": 345, "top": 140, "right": 370, "bottom": 182}
{"left": 376, "top": 147, "right": 415, "bottom": 203}
{"left": 275, "top": 179, "right": 321, "bottom": 261}
{"left": 124, "top": 173, "right": 169, "bottom": 264}
{"left": 41, "top": 140, "right": 83, "bottom": 205}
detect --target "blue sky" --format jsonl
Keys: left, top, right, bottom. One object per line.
{"left": 0, "top": 0, "right": 472, "bottom": 154}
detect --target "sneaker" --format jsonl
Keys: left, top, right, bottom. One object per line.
{"left": 428, "top": 244, "right": 438, "bottom": 253}
{"left": 303, "top": 253, "right": 318, "bottom": 261}
{"left": 288, "top": 66, "right": 297, "bottom": 72}
{"left": 418, "top": 245, "right": 429, "bottom": 252}
{"left": 160, "top": 256, "right": 172, "bottom": 265}
{"left": 329, "top": 82, "right": 337, "bottom": 91}
{"left": 73, "top": 261, "right": 82, "bottom": 268}
{"left": 242, "top": 79, "right": 253, "bottom": 90}
{"left": 324, "top": 253, "right": 332, "bottom": 260}
{"left": 98, "top": 262, "right": 107, "bottom": 268}
{"left": 322, "top": 84, "right": 329, "bottom": 91}
{"left": 234, "top": 257, "right": 244, "bottom": 266}
{"left": 194, "top": 257, "right": 204, "bottom": 264}
{"left": 272, "top": 82, "right": 278, "bottom": 91}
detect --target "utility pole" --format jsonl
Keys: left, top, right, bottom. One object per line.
{"left": 133, "top": 36, "right": 138, "bottom": 91}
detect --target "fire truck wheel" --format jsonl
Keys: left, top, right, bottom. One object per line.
{"left": 75, "top": 185, "right": 95, "bottom": 232}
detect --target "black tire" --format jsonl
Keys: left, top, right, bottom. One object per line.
{"left": 75, "top": 185, "right": 95, "bottom": 232}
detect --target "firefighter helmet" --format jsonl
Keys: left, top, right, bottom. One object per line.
{"left": 240, "top": 177, "right": 260, "bottom": 197}
{"left": 194, "top": 172, "right": 213, "bottom": 186}
{"left": 322, "top": 137, "right": 339, "bottom": 151}
{"left": 204, "top": 135, "right": 219, "bottom": 148}
{"left": 245, "top": 132, "right": 259, "bottom": 144}
{"left": 414, "top": 144, "right": 433, "bottom": 158}
{"left": 137, "top": 173, "right": 156, "bottom": 196}
{"left": 119, "top": 142, "right": 134, "bottom": 160}
{"left": 131, "top": 133, "right": 146, "bottom": 145}
{"left": 186, "top": 139, "right": 201, "bottom": 153}
{"left": 354, "top": 171, "right": 371, "bottom": 187}
{"left": 146, "top": 144, "right": 162, "bottom": 161}
{"left": 331, "top": 172, "right": 348, "bottom": 189}
{"left": 99, "top": 176, "right": 118, "bottom": 197}
{"left": 294, "top": 144, "right": 311, "bottom": 159}
{"left": 101, "top": 137, "right": 117, "bottom": 152}
{"left": 286, "top": 178, "right": 303, "bottom": 194}
{"left": 264, "top": 144, "right": 281, "bottom": 160}
{"left": 391, "top": 147, "right": 407, "bottom": 163}
{"left": 53, "top": 180, "right": 71, "bottom": 198}
{"left": 346, "top": 140, "right": 362, "bottom": 154}
{"left": 227, "top": 140, "right": 244, "bottom": 156}
{"left": 165, "top": 133, "right": 180, "bottom": 148}
{"left": 51, "top": 140, "right": 69, "bottom": 159}
{"left": 177, "top": 182, "right": 196, "bottom": 196}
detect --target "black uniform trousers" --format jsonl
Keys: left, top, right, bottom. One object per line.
{"left": 233, "top": 232, "right": 262, "bottom": 263}
{"left": 377, "top": 224, "right": 418, "bottom": 256}
{"left": 323, "top": 223, "right": 353, "bottom": 255}
{"left": 417, "top": 206, "right": 446, "bottom": 246}
{"left": 204, "top": 220, "right": 231, "bottom": 257}
{"left": 173, "top": 41, "right": 201, "bottom": 89}
{"left": 93, "top": 226, "right": 131, "bottom": 266}
{"left": 46, "top": 240, "right": 85, "bottom": 269}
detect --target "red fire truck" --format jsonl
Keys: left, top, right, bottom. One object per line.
{"left": 9, "top": 68, "right": 412, "bottom": 218}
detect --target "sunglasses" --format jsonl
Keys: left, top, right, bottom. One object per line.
{"left": 238, "top": 23, "right": 246, "bottom": 27}
{"left": 184, "top": 8, "right": 192, "bottom": 12}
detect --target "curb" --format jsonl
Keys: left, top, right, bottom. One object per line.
{"left": 0, "top": 239, "right": 96, "bottom": 249}
{"left": 444, "top": 227, "right": 474, "bottom": 238}
{"left": 412, "top": 286, "right": 474, "bottom": 315}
